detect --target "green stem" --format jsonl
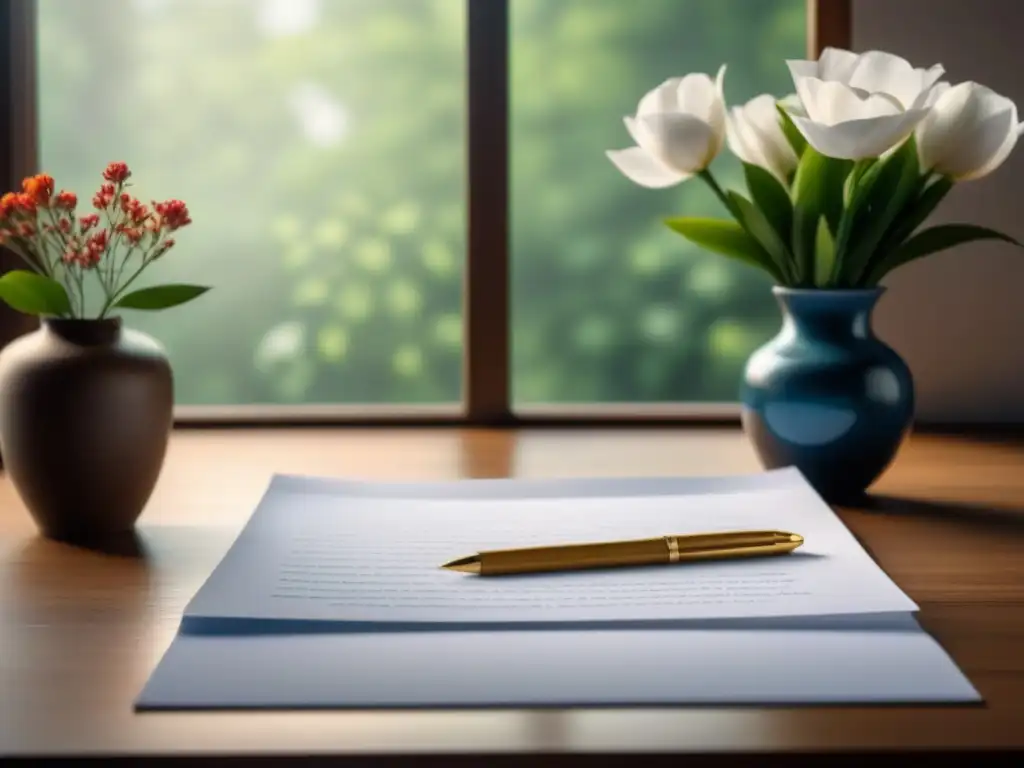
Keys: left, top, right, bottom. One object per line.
{"left": 113, "top": 240, "right": 141, "bottom": 289}
{"left": 698, "top": 169, "right": 736, "bottom": 218}
{"left": 100, "top": 205, "right": 125, "bottom": 301}
{"left": 98, "top": 249, "right": 154, "bottom": 319}
{"left": 3, "top": 239, "right": 48, "bottom": 274}
{"left": 74, "top": 268, "right": 86, "bottom": 318}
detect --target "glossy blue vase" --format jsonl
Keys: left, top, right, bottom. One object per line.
{"left": 741, "top": 287, "right": 914, "bottom": 503}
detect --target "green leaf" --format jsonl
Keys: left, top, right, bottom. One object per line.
{"left": 776, "top": 103, "right": 808, "bottom": 157}
{"left": 743, "top": 162, "right": 793, "bottom": 242}
{"left": 790, "top": 148, "right": 853, "bottom": 285}
{"left": 861, "top": 175, "right": 955, "bottom": 283}
{"left": 664, "top": 217, "right": 783, "bottom": 283}
{"left": 814, "top": 216, "right": 836, "bottom": 288}
{"left": 866, "top": 224, "right": 1024, "bottom": 284}
{"left": 727, "top": 190, "right": 793, "bottom": 281}
{"left": 843, "top": 158, "right": 876, "bottom": 205}
{"left": 0, "top": 270, "right": 71, "bottom": 316}
{"left": 113, "top": 283, "right": 211, "bottom": 311}
{"left": 882, "top": 175, "right": 955, "bottom": 250}
{"left": 833, "top": 137, "right": 921, "bottom": 285}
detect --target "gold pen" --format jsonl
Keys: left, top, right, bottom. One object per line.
{"left": 440, "top": 529, "right": 803, "bottom": 576}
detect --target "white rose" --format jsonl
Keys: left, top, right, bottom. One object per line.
{"left": 726, "top": 94, "right": 799, "bottom": 182}
{"left": 607, "top": 65, "right": 727, "bottom": 188}
{"left": 784, "top": 48, "right": 944, "bottom": 159}
{"left": 916, "top": 81, "right": 1024, "bottom": 181}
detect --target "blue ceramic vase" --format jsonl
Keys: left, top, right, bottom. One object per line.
{"left": 740, "top": 287, "right": 914, "bottom": 503}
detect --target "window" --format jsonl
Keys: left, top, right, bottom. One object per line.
{"left": 3, "top": 0, "right": 843, "bottom": 423}
{"left": 37, "top": 0, "right": 466, "bottom": 407}
{"left": 510, "top": 0, "right": 806, "bottom": 405}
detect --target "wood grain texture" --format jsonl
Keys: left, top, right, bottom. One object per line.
{"left": 1, "top": 428, "right": 1023, "bottom": 764}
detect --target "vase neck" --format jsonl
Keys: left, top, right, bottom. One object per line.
{"left": 44, "top": 317, "right": 122, "bottom": 346}
{"left": 775, "top": 289, "right": 882, "bottom": 344}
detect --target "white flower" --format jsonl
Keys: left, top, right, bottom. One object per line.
{"left": 784, "top": 48, "right": 945, "bottom": 159}
{"left": 916, "top": 81, "right": 1024, "bottom": 181}
{"left": 607, "top": 65, "right": 727, "bottom": 188}
{"left": 726, "top": 94, "right": 799, "bottom": 181}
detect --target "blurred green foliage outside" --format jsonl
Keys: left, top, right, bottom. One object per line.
{"left": 37, "top": 0, "right": 805, "bottom": 405}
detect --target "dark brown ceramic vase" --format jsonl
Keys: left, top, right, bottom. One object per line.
{"left": 0, "top": 317, "right": 172, "bottom": 541}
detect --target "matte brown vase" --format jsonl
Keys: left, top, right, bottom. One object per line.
{"left": 0, "top": 317, "right": 172, "bottom": 542}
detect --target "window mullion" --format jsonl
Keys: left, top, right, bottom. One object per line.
{"left": 464, "top": 0, "right": 511, "bottom": 425}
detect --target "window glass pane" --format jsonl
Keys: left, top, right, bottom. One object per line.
{"left": 38, "top": 0, "right": 465, "bottom": 405}
{"left": 511, "top": 0, "right": 806, "bottom": 404}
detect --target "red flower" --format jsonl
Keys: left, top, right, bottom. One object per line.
{"left": 17, "top": 222, "right": 35, "bottom": 237}
{"left": 62, "top": 232, "right": 106, "bottom": 269}
{"left": 120, "top": 194, "right": 148, "bottom": 224}
{"left": 0, "top": 192, "right": 18, "bottom": 219}
{"left": 58, "top": 217, "right": 71, "bottom": 234}
{"left": 103, "top": 161, "right": 131, "bottom": 184}
{"left": 92, "top": 183, "right": 115, "bottom": 210}
{"left": 21, "top": 174, "right": 54, "bottom": 207}
{"left": 154, "top": 199, "right": 191, "bottom": 230}
{"left": 61, "top": 243, "right": 78, "bottom": 265}
{"left": 79, "top": 213, "right": 100, "bottom": 233}
{"left": 13, "top": 193, "right": 36, "bottom": 215}
{"left": 117, "top": 224, "right": 144, "bottom": 244}
{"left": 54, "top": 190, "right": 77, "bottom": 210}
{"left": 88, "top": 230, "right": 108, "bottom": 252}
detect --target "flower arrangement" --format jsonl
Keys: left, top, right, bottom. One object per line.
{"left": 607, "top": 47, "right": 1023, "bottom": 288}
{"left": 0, "top": 161, "right": 208, "bottom": 319}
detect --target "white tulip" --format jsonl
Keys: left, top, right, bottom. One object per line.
{"left": 784, "top": 48, "right": 945, "bottom": 159}
{"left": 916, "top": 81, "right": 1024, "bottom": 181}
{"left": 726, "top": 94, "right": 799, "bottom": 181}
{"left": 607, "top": 65, "right": 727, "bottom": 188}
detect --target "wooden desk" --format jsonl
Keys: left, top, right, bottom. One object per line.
{"left": 1, "top": 428, "right": 1022, "bottom": 764}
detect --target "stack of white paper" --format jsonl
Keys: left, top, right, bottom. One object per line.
{"left": 136, "top": 468, "right": 980, "bottom": 709}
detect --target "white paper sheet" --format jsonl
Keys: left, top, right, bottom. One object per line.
{"left": 183, "top": 468, "right": 917, "bottom": 627}
{"left": 136, "top": 469, "right": 979, "bottom": 709}
{"left": 136, "top": 613, "right": 981, "bottom": 709}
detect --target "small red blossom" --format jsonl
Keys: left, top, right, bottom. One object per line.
{"left": 61, "top": 232, "right": 105, "bottom": 269}
{"left": 0, "top": 162, "right": 196, "bottom": 315}
{"left": 120, "top": 194, "right": 148, "bottom": 224}
{"left": 103, "top": 161, "right": 131, "bottom": 184}
{"left": 92, "top": 183, "right": 116, "bottom": 210}
{"left": 13, "top": 193, "right": 36, "bottom": 216}
{"left": 54, "top": 190, "right": 77, "bottom": 210}
{"left": 154, "top": 199, "right": 191, "bottom": 230}
{"left": 77, "top": 245, "right": 102, "bottom": 268}
{"left": 21, "top": 174, "right": 55, "bottom": 208}
{"left": 0, "top": 192, "right": 18, "bottom": 218}
{"left": 61, "top": 236, "right": 80, "bottom": 264}
{"left": 88, "top": 230, "right": 108, "bottom": 251}
{"left": 117, "top": 223, "right": 144, "bottom": 244}
{"left": 152, "top": 237, "right": 176, "bottom": 258}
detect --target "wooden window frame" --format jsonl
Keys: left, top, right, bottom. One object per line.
{"left": 0, "top": 0, "right": 850, "bottom": 429}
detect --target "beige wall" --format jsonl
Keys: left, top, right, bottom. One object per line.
{"left": 854, "top": 0, "right": 1024, "bottom": 422}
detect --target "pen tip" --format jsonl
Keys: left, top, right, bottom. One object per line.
{"left": 440, "top": 555, "right": 482, "bottom": 574}
{"left": 789, "top": 533, "right": 803, "bottom": 545}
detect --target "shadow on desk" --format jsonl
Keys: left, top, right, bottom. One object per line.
{"left": 856, "top": 495, "right": 1024, "bottom": 537}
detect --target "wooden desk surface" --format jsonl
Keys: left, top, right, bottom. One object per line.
{"left": 1, "top": 428, "right": 1022, "bottom": 764}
